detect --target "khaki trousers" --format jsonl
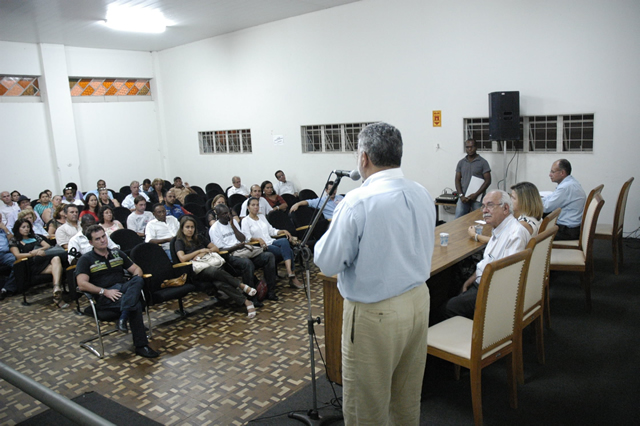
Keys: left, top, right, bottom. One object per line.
{"left": 341, "top": 284, "right": 430, "bottom": 426}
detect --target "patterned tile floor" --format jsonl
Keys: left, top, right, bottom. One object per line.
{"left": 0, "top": 265, "right": 328, "bottom": 425}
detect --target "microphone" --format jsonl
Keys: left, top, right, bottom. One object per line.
{"left": 333, "top": 169, "right": 361, "bottom": 180}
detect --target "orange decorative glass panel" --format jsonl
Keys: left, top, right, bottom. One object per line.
{"left": 69, "top": 78, "right": 151, "bottom": 97}
{"left": 0, "top": 76, "right": 40, "bottom": 97}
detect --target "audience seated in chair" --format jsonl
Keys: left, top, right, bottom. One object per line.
{"left": 241, "top": 197, "right": 302, "bottom": 289}
{"left": 76, "top": 225, "right": 158, "bottom": 358}
{"left": 99, "top": 205, "right": 124, "bottom": 236}
{"left": 145, "top": 203, "right": 179, "bottom": 259}
{"left": 68, "top": 214, "right": 119, "bottom": 265}
{"left": 85, "top": 179, "right": 116, "bottom": 200}
{"left": 10, "top": 218, "right": 66, "bottom": 308}
{"left": 98, "top": 188, "right": 120, "bottom": 209}
{"left": 33, "top": 191, "right": 53, "bottom": 224}
{"left": 274, "top": 170, "right": 298, "bottom": 196}
{"left": 164, "top": 189, "right": 191, "bottom": 220}
{"left": 79, "top": 193, "right": 100, "bottom": 222}
{"left": 121, "top": 181, "right": 150, "bottom": 211}
{"left": 174, "top": 216, "right": 257, "bottom": 318}
{"left": 47, "top": 205, "right": 66, "bottom": 239}
{"left": 227, "top": 176, "right": 250, "bottom": 197}
{"left": 290, "top": 181, "right": 343, "bottom": 220}
{"left": 171, "top": 176, "right": 196, "bottom": 204}
{"left": 239, "top": 185, "right": 272, "bottom": 218}
{"left": 0, "top": 219, "right": 17, "bottom": 300}
{"left": 1, "top": 191, "right": 21, "bottom": 227}
{"left": 206, "top": 194, "right": 239, "bottom": 227}
{"left": 126, "top": 196, "right": 154, "bottom": 237}
{"left": 17, "top": 209, "right": 49, "bottom": 239}
{"left": 55, "top": 204, "right": 82, "bottom": 249}
{"left": 209, "top": 204, "right": 278, "bottom": 301}
{"left": 261, "top": 180, "right": 288, "bottom": 212}
{"left": 61, "top": 185, "right": 84, "bottom": 206}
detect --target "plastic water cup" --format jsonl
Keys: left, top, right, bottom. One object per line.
{"left": 440, "top": 232, "right": 449, "bottom": 246}
{"left": 475, "top": 224, "right": 483, "bottom": 235}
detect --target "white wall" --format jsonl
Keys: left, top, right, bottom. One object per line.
{"left": 156, "top": 0, "right": 640, "bottom": 230}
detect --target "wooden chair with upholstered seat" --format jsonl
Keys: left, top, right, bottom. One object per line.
{"left": 515, "top": 226, "right": 558, "bottom": 385}
{"left": 539, "top": 207, "right": 561, "bottom": 233}
{"left": 594, "top": 177, "right": 634, "bottom": 275}
{"left": 427, "top": 249, "right": 532, "bottom": 426}
{"left": 553, "top": 184, "right": 603, "bottom": 249}
{"left": 549, "top": 193, "right": 604, "bottom": 311}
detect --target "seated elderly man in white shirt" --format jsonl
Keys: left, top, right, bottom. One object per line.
{"left": 227, "top": 176, "right": 250, "bottom": 197}
{"left": 444, "top": 189, "right": 531, "bottom": 320}
{"left": 145, "top": 203, "right": 179, "bottom": 259}
{"left": 239, "top": 185, "right": 272, "bottom": 218}
{"left": 274, "top": 170, "right": 298, "bottom": 196}
{"left": 122, "top": 180, "right": 151, "bottom": 210}
{"left": 67, "top": 215, "right": 119, "bottom": 264}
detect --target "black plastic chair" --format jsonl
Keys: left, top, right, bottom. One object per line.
{"left": 281, "top": 193, "right": 299, "bottom": 209}
{"left": 14, "top": 253, "right": 69, "bottom": 306}
{"left": 206, "top": 183, "right": 225, "bottom": 194}
{"left": 184, "top": 203, "right": 206, "bottom": 217}
{"left": 267, "top": 210, "right": 298, "bottom": 236}
{"left": 298, "top": 189, "right": 318, "bottom": 201}
{"left": 232, "top": 203, "right": 243, "bottom": 217}
{"left": 113, "top": 207, "right": 132, "bottom": 227}
{"left": 206, "top": 189, "right": 224, "bottom": 200}
{"left": 110, "top": 229, "right": 144, "bottom": 255}
{"left": 289, "top": 205, "right": 329, "bottom": 249}
{"left": 228, "top": 194, "right": 247, "bottom": 208}
{"left": 185, "top": 193, "right": 205, "bottom": 206}
{"left": 190, "top": 185, "right": 206, "bottom": 197}
{"left": 163, "top": 180, "right": 172, "bottom": 191}
{"left": 130, "top": 243, "right": 196, "bottom": 317}
{"left": 119, "top": 185, "right": 131, "bottom": 196}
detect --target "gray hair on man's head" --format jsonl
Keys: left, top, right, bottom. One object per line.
{"left": 489, "top": 189, "right": 513, "bottom": 214}
{"left": 358, "top": 122, "right": 403, "bottom": 167}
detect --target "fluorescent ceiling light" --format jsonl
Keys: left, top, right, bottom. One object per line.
{"left": 104, "top": 4, "right": 168, "bottom": 33}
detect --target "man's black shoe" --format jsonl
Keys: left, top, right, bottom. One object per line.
{"left": 253, "top": 300, "right": 264, "bottom": 308}
{"left": 135, "top": 346, "right": 159, "bottom": 358}
{"left": 117, "top": 318, "right": 129, "bottom": 333}
{"left": 267, "top": 292, "right": 279, "bottom": 301}
{"left": 0, "top": 289, "right": 14, "bottom": 301}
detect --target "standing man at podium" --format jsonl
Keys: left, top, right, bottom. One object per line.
{"left": 315, "top": 122, "right": 435, "bottom": 425}
{"left": 455, "top": 138, "right": 492, "bottom": 218}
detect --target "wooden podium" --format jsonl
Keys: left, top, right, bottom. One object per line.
{"left": 319, "top": 209, "right": 489, "bottom": 385}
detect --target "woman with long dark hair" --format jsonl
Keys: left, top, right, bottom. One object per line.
{"left": 175, "top": 216, "right": 258, "bottom": 318}
{"left": 261, "top": 180, "right": 288, "bottom": 212}
{"left": 79, "top": 193, "right": 100, "bottom": 222}
{"left": 10, "top": 218, "right": 66, "bottom": 308}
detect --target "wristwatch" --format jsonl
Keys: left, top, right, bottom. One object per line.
{"left": 99, "top": 288, "right": 105, "bottom": 296}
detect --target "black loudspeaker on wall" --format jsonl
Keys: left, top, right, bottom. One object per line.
{"left": 489, "top": 91, "right": 520, "bottom": 140}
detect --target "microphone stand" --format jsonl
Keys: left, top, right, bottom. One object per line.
{"left": 289, "top": 176, "right": 343, "bottom": 425}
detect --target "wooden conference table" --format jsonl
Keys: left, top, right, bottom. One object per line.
{"left": 319, "top": 208, "right": 490, "bottom": 385}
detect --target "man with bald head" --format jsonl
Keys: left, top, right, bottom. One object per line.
{"left": 0, "top": 191, "right": 20, "bottom": 227}
{"left": 444, "top": 190, "right": 531, "bottom": 320}
{"left": 227, "top": 176, "right": 250, "bottom": 197}
{"left": 542, "top": 159, "right": 586, "bottom": 240}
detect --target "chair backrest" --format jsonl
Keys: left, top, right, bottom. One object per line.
{"left": 580, "top": 193, "right": 605, "bottom": 266}
{"left": 613, "top": 177, "right": 634, "bottom": 235}
{"left": 184, "top": 193, "right": 205, "bottom": 206}
{"left": 206, "top": 183, "right": 224, "bottom": 194}
{"left": 190, "top": 185, "right": 205, "bottom": 197}
{"left": 472, "top": 249, "right": 531, "bottom": 360}
{"left": 119, "top": 185, "right": 131, "bottom": 196}
{"left": 579, "top": 184, "right": 604, "bottom": 236}
{"left": 113, "top": 207, "right": 132, "bottom": 228}
{"left": 539, "top": 207, "right": 561, "bottom": 233}
{"left": 206, "top": 189, "right": 224, "bottom": 200}
{"left": 281, "top": 193, "right": 299, "bottom": 208}
{"left": 163, "top": 180, "right": 172, "bottom": 191}
{"left": 228, "top": 193, "right": 247, "bottom": 207}
{"left": 267, "top": 209, "right": 297, "bottom": 235}
{"left": 184, "top": 203, "right": 206, "bottom": 217}
{"left": 298, "top": 189, "right": 318, "bottom": 201}
{"left": 232, "top": 202, "right": 243, "bottom": 217}
{"left": 130, "top": 243, "right": 175, "bottom": 293}
{"left": 522, "top": 226, "right": 558, "bottom": 317}
{"left": 289, "top": 205, "right": 329, "bottom": 241}
{"left": 109, "top": 228, "right": 144, "bottom": 254}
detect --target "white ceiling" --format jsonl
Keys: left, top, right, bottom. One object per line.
{"left": 0, "top": 0, "right": 360, "bottom": 52}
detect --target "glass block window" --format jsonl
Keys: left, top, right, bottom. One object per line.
{"left": 199, "top": 129, "right": 252, "bottom": 154}
{"left": 301, "top": 122, "right": 374, "bottom": 153}
{"left": 0, "top": 76, "right": 40, "bottom": 97}
{"left": 69, "top": 78, "right": 151, "bottom": 97}
{"left": 563, "top": 114, "right": 594, "bottom": 152}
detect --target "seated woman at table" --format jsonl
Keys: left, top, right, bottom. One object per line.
{"left": 241, "top": 197, "right": 302, "bottom": 289}
{"left": 206, "top": 194, "right": 239, "bottom": 227}
{"left": 10, "top": 218, "right": 66, "bottom": 308}
{"left": 468, "top": 181, "right": 543, "bottom": 243}
{"left": 79, "top": 193, "right": 100, "bottom": 222}
{"left": 175, "top": 216, "right": 257, "bottom": 318}
{"left": 99, "top": 205, "right": 124, "bottom": 236}
{"left": 98, "top": 188, "right": 120, "bottom": 209}
{"left": 261, "top": 180, "right": 288, "bottom": 212}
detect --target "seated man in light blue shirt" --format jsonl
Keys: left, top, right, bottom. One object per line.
{"left": 289, "top": 181, "right": 344, "bottom": 219}
{"left": 85, "top": 179, "right": 115, "bottom": 200}
{"left": 542, "top": 159, "right": 586, "bottom": 240}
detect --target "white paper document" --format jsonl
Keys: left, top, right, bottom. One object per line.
{"left": 464, "top": 176, "right": 486, "bottom": 199}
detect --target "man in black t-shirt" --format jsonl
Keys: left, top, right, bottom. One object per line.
{"left": 76, "top": 225, "right": 158, "bottom": 358}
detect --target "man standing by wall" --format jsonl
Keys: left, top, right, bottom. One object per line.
{"left": 315, "top": 122, "right": 435, "bottom": 425}
{"left": 455, "top": 138, "right": 492, "bottom": 218}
